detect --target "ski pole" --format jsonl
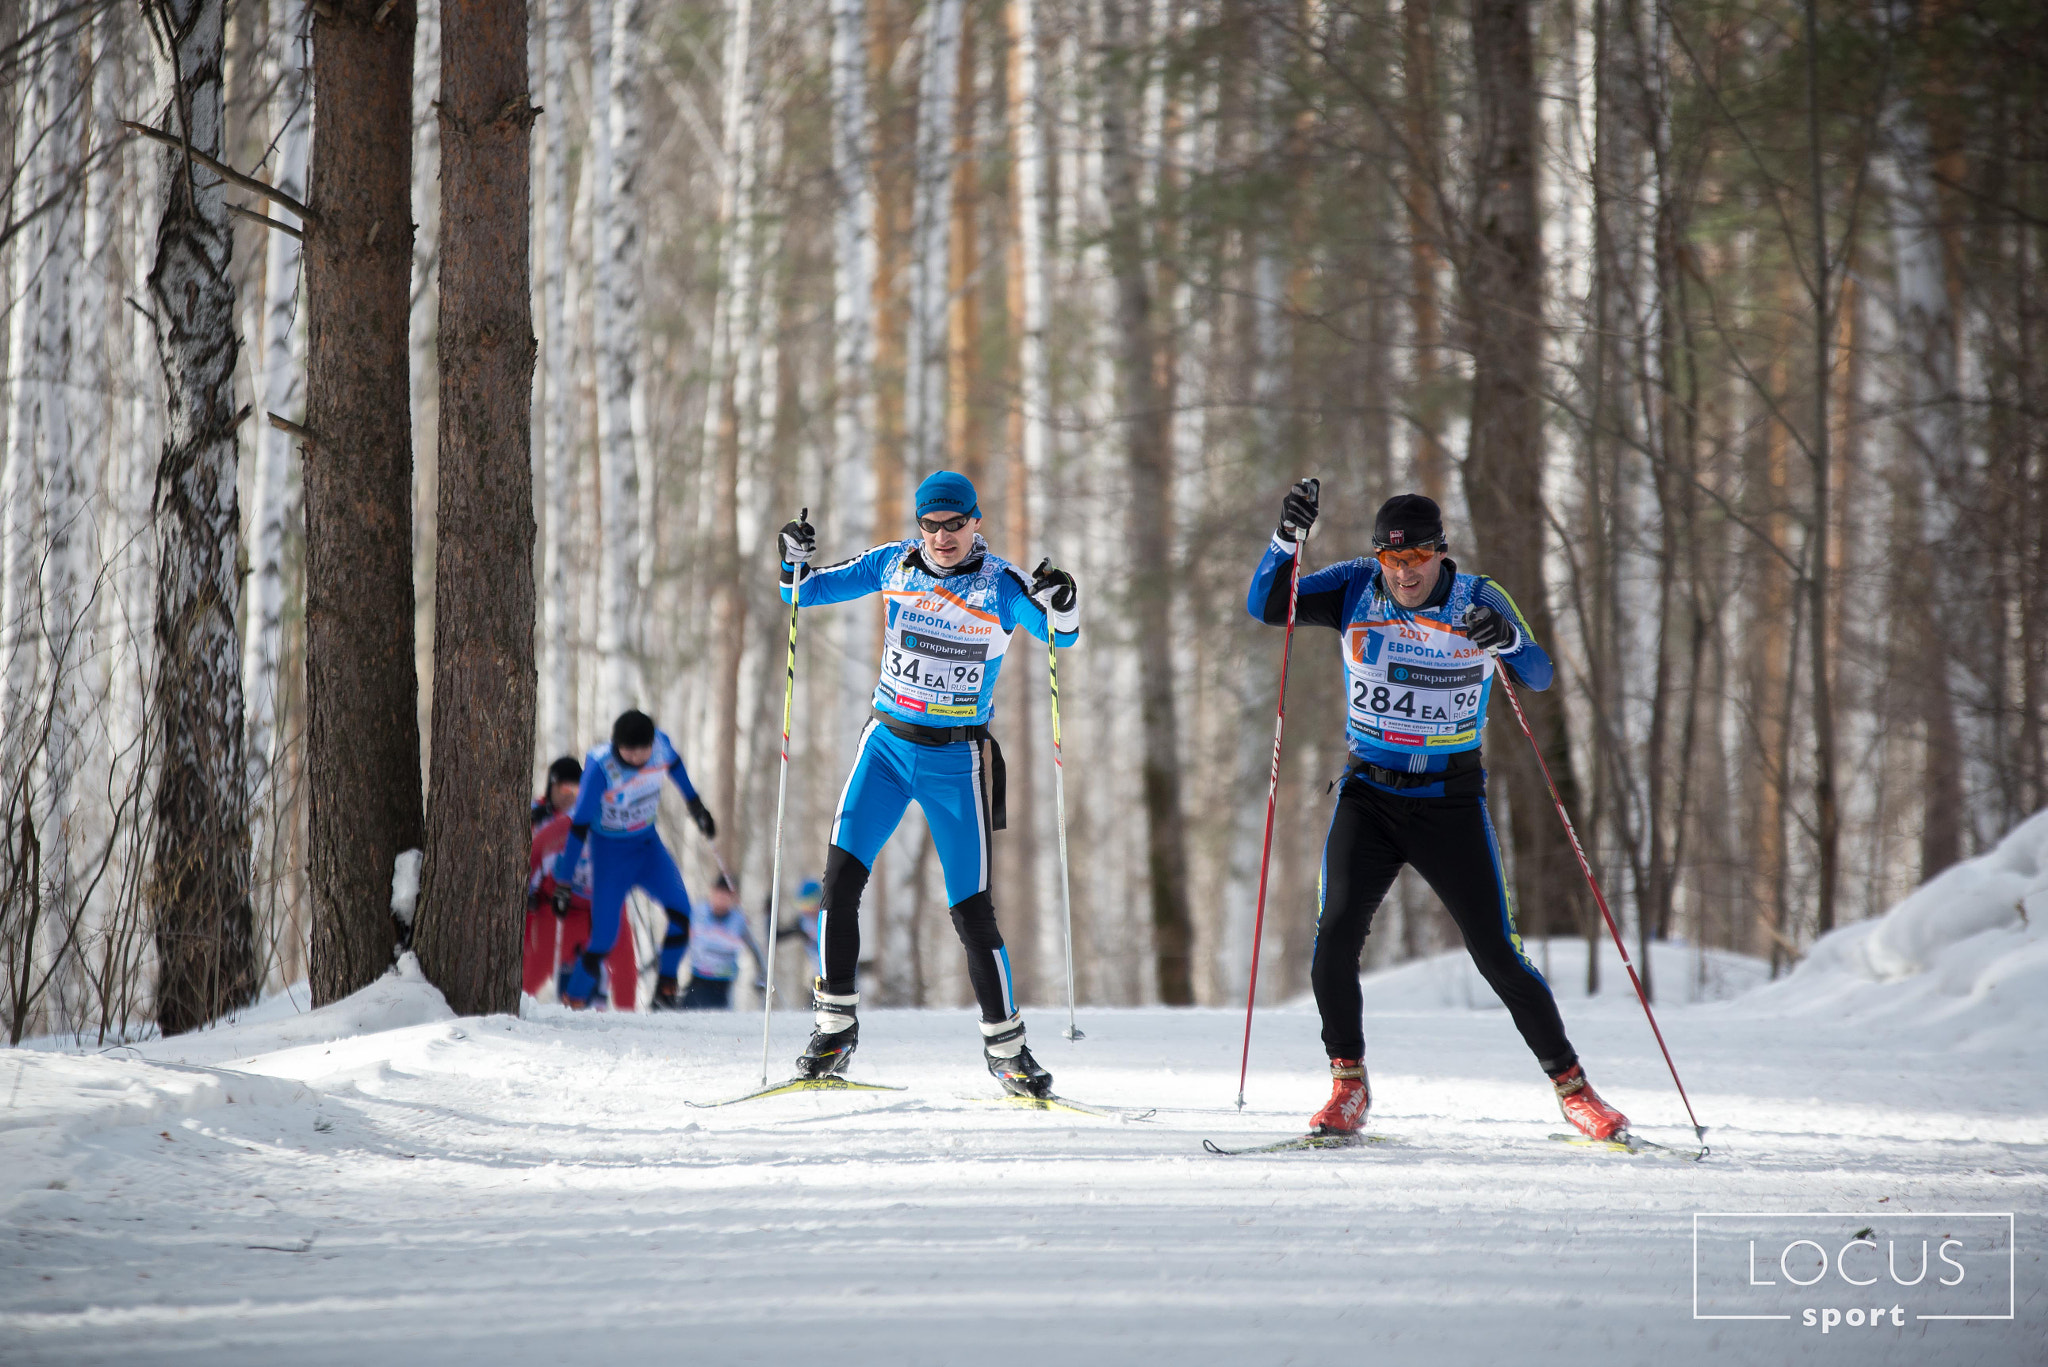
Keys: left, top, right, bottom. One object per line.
{"left": 759, "top": 508, "right": 805, "bottom": 1085}
{"left": 1492, "top": 667, "right": 1708, "bottom": 1148}
{"left": 1235, "top": 480, "right": 1315, "bottom": 1110}
{"left": 1034, "top": 559, "right": 1082, "bottom": 1043}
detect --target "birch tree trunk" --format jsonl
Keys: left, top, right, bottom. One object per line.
{"left": 538, "top": 0, "right": 572, "bottom": 755}
{"left": 413, "top": 0, "right": 537, "bottom": 1017}
{"left": 589, "top": 0, "right": 644, "bottom": 716}
{"left": 305, "top": 0, "right": 424, "bottom": 1003}
{"left": 245, "top": 0, "right": 310, "bottom": 862}
{"left": 144, "top": 0, "right": 256, "bottom": 1034}
{"left": 906, "top": 0, "right": 962, "bottom": 472}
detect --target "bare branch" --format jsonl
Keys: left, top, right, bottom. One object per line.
{"left": 119, "top": 120, "right": 319, "bottom": 227}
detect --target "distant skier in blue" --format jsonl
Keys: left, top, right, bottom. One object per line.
{"left": 777, "top": 471, "right": 1080, "bottom": 1095}
{"left": 551, "top": 710, "right": 720, "bottom": 1012}
{"left": 679, "top": 875, "right": 766, "bottom": 1010}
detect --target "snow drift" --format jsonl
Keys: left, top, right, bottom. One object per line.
{"left": 1338, "top": 935, "right": 1769, "bottom": 1012}
{"left": 1741, "top": 807, "right": 2048, "bottom": 1050}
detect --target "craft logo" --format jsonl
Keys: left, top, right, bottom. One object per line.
{"left": 1693, "top": 1214, "right": 2013, "bottom": 1330}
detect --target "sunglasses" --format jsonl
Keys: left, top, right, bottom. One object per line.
{"left": 918, "top": 515, "right": 971, "bottom": 535}
{"left": 1374, "top": 544, "right": 1443, "bottom": 569}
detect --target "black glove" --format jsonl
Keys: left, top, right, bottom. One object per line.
{"left": 1464, "top": 603, "right": 1520, "bottom": 654}
{"left": 687, "top": 796, "right": 717, "bottom": 839}
{"left": 1277, "top": 478, "right": 1320, "bottom": 543}
{"left": 551, "top": 882, "right": 573, "bottom": 917}
{"left": 778, "top": 516, "right": 816, "bottom": 566}
{"left": 1029, "top": 560, "right": 1078, "bottom": 613}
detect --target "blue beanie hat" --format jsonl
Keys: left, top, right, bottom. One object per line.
{"left": 914, "top": 470, "right": 979, "bottom": 520}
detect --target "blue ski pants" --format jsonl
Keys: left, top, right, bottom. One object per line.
{"left": 565, "top": 830, "right": 690, "bottom": 1003}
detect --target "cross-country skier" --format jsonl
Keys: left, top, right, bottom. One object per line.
{"left": 676, "top": 875, "right": 766, "bottom": 1010}
{"left": 552, "top": 711, "right": 719, "bottom": 1012}
{"left": 1246, "top": 486, "right": 1630, "bottom": 1141}
{"left": 526, "top": 756, "right": 640, "bottom": 1009}
{"left": 777, "top": 470, "right": 1080, "bottom": 1096}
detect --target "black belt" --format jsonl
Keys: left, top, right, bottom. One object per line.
{"left": 872, "top": 710, "right": 1007, "bottom": 830}
{"left": 1341, "top": 748, "right": 1482, "bottom": 794}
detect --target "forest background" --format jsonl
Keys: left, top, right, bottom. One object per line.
{"left": 1, "top": 0, "right": 2042, "bottom": 1040}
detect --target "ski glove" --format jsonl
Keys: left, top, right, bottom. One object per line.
{"left": 687, "top": 796, "right": 717, "bottom": 840}
{"left": 1463, "top": 603, "right": 1520, "bottom": 654}
{"left": 1277, "top": 478, "right": 1320, "bottom": 543}
{"left": 1029, "top": 559, "right": 1082, "bottom": 634}
{"left": 550, "top": 881, "right": 573, "bottom": 917}
{"left": 779, "top": 517, "right": 816, "bottom": 566}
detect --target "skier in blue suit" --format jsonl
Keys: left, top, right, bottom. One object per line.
{"left": 777, "top": 470, "right": 1080, "bottom": 1095}
{"left": 552, "top": 709, "right": 719, "bottom": 1012}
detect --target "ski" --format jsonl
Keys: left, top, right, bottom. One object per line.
{"left": 1203, "top": 1131, "right": 1398, "bottom": 1156}
{"left": 984, "top": 1093, "right": 1157, "bottom": 1122}
{"left": 685, "top": 1076, "right": 908, "bottom": 1108}
{"left": 1548, "top": 1132, "right": 1708, "bottom": 1161}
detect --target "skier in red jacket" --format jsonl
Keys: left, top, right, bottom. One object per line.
{"left": 524, "top": 756, "right": 640, "bottom": 1009}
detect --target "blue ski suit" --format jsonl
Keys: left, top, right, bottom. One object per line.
{"left": 553, "top": 730, "right": 702, "bottom": 1003}
{"left": 1247, "top": 537, "right": 1578, "bottom": 1072}
{"left": 782, "top": 534, "right": 1078, "bottom": 1021}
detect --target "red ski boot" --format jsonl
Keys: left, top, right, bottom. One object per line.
{"left": 1309, "top": 1059, "right": 1370, "bottom": 1135}
{"left": 1550, "top": 1062, "right": 1628, "bottom": 1141}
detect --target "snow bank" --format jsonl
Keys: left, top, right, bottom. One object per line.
{"left": 1331, "top": 935, "right": 1768, "bottom": 1012}
{"left": 1740, "top": 807, "right": 2048, "bottom": 1050}
{"left": 131, "top": 952, "right": 454, "bottom": 1070}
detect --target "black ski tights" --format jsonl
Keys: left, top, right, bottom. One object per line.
{"left": 1312, "top": 777, "right": 1576, "bottom": 1072}
{"left": 817, "top": 843, "right": 1015, "bottom": 1023}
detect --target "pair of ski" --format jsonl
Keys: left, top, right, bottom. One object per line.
{"left": 687, "top": 1074, "right": 1147, "bottom": 1121}
{"left": 1203, "top": 1128, "right": 1706, "bottom": 1159}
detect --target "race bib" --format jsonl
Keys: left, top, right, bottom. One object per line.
{"left": 1343, "top": 616, "right": 1491, "bottom": 749}
{"left": 878, "top": 592, "right": 1006, "bottom": 720}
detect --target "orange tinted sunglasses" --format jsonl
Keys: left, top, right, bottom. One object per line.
{"left": 1374, "top": 544, "right": 1442, "bottom": 569}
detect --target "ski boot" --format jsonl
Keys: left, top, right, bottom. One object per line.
{"left": 796, "top": 980, "right": 859, "bottom": 1078}
{"left": 1309, "top": 1058, "right": 1370, "bottom": 1135}
{"left": 1550, "top": 1062, "right": 1628, "bottom": 1141}
{"left": 558, "top": 952, "right": 608, "bottom": 1011}
{"left": 981, "top": 1014, "right": 1053, "bottom": 1098}
{"left": 648, "top": 976, "right": 684, "bottom": 1012}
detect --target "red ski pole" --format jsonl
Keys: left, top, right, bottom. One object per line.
{"left": 1491, "top": 668, "right": 1707, "bottom": 1146}
{"left": 1235, "top": 483, "right": 1314, "bottom": 1111}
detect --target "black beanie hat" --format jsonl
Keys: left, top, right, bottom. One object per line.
{"left": 547, "top": 755, "right": 583, "bottom": 788}
{"left": 1373, "top": 494, "right": 1445, "bottom": 550}
{"left": 611, "top": 710, "right": 656, "bottom": 753}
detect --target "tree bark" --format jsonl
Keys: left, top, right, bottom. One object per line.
{"left": 1101, "top": 0, "right": 1193, "bottom": 1004}
{"left": 412, "top": 0, "right": 536, "bottom": 1018}
{"left": 1459, "top": 0, "right": 1583, "bottom": 941}
{"left": 145, "top": 0, "right": 257, "bottom": 1034}
{"left": 906, "top": 0, "right": 963, "bottom": 473}
{"left": 305, "top": 0, "right": 424, "bottom": 1003}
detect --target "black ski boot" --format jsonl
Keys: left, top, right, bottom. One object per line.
{"left": 981, "top": 1014, "right": 1053, "bottom": 1098}
{"left": 796, "top": 980, "right": 859, "bottom": 1078}
{"left": 649, "top": 976, "right": 683, "bottom": 1012}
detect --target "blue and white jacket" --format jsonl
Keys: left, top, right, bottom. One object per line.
{"left": 1247, "top": 537, "right": 1552, "bottom": 793}
{"left": 781, "top": 535, "right": 1079, "bottom": 729}
{"left": 553, "top": 730, "right": 702, "bottom": 882}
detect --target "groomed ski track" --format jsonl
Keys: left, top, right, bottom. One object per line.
{"left": 4, "top": 998, "right": 2040, "bottom": 1365}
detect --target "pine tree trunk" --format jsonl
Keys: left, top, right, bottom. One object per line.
{"left": 1460, "top": 0, "right": 1583, "bottom": 942}
{"left": 304, "top": 0, "right": 424, "bottom": 1003}
{"left": 145, "top": 0, "right": 257, "bottom": 1034}
{"left": 412, "top": 0, "right": 536, "bottom": 1018}
{"left": 1101, "top": 0, "right": 1193, "bottom": 1005}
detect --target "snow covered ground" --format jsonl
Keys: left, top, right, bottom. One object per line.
{"left": 4, "top": 820, "right": 2045, "bottom": 1365}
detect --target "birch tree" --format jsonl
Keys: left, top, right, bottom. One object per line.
{"left": 538, "top": 0, "right": 572, "bottom": 755}
{"left": 143, "top": 0, "right": 255, "bottom": 1034}
{"left": 904, "top": 0, "right": 962, "bottom": 472}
